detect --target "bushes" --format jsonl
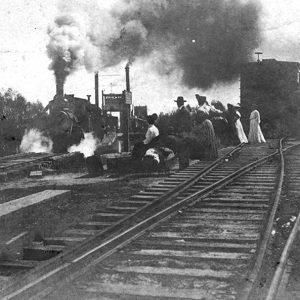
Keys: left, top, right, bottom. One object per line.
{"left": 0, "top": 88, "right": 45, "bottom": 156}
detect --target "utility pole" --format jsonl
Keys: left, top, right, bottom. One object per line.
{"left": 94, "top": 72, "right": 99, "bottom": 107}
{"left": 123, "top": 64, "right": 131, "bottom": 152}
{"left": 255, "top": 51, "right": 263, "bottom": 62}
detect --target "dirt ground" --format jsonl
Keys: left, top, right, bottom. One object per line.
{"left": 0, "top": 172, "right": 169, "bottom": 243}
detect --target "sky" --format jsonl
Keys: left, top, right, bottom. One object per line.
{"left": 0, "top": 0, "right": 300, "bottom": 114}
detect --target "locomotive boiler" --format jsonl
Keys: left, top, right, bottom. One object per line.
{"left": 35, "top": 77, "right": 117, "bottom": 153}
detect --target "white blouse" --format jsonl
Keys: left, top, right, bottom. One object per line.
{"left": 198, "top": 103, "right": 222, "bottom": 115}
{"left": 143, "top": 124, "right": 159, "bottom": 145}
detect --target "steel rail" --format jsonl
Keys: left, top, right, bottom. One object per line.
{"left": 0, "top": 154, "right": 56, "bottom": 171}
{"left": 0, "top": 152, "right": 53, "bottom": 163}
{"left": 239, "top": 140, "right": 300, "bottom": 300}
{"left": 2, "top": 145, "right": 286, "bottom": 300}
{"left": 0, "top": 153, "right": 33, "bottom": 162}
{"left": 0, "top": 144, "right": 244, "bottom": 299}
{"left": 57, "top": 143, "right": 244, "bottom": 258}
{"left": 266, "top": 211, "right": 300, "bottom": 300}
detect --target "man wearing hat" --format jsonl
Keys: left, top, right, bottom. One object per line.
{"left": 173, "top": 96, "right": 192, "bottom": 134}
{"left": 175, "top": 96, "right": 187, "bottom": 109}
{"left": 170, "top": 96, "right": 192, "bottom": 170}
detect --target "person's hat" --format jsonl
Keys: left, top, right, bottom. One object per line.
{"left": 227, "top": 103, "right": 240, "bottom": 110}
{"left": 195, "top": 94, "right": 207, "bottom": 105}
{"left": 174, "top": 96, "right": 187, "bottom": 103}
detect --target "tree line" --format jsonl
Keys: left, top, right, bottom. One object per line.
{"left": 0, "top": 88, "right": 45, "bottom": 156}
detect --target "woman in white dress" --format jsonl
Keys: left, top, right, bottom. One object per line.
{"left": 248, "top": 110, "right": 266, "bottom": 143}
{"left": 235, "top": 110, "right": 248, "bottom": 144}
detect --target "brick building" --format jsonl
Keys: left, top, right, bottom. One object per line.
{"left": 240, "top": 58, "right": 300, "bottom": 137}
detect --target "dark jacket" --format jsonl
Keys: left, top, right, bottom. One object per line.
{"left": 225, "top": 109, "right": 240, "bottom": 145}
{"left": 173, "top": 106, "right": 192, "bottom": 134}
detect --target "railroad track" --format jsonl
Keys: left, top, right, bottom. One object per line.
{"left": 1, "top": 141, "right": 297, "bottom": 299}
{"left": 0, "top": 152, "right": 83, "bottom": 181}
{"left": 253, "top": 141, "right": 300, "bottom": 300}
{"left": 0, "top": 153, "right": 55, "bottom": 172}
{"left": 265, "top": 212, "right": 300, "bottom": 300}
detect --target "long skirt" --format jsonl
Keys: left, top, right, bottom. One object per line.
{"left": 191, "top": 119, "right": 218, "bottom": 160}
{"left": 132, "top": 142, "right": 147, "bottom": 160}
{"left": 248, "top": 119, "right": 266, "bottom": 143}
{"left": 235, "top": 119, "right": 248, "bottom": 144}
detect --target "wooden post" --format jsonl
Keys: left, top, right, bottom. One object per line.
{"left": 95, "top": 72, "right": 99, "bottom": 107}
{"left": 101, "top": 90, "right": 105, "bottom": 111}
{"left": 122, "top": 102, "right": 130, "bottom": 152}
{"left": 123, "top": 64, "right": 131, "bottom": 152}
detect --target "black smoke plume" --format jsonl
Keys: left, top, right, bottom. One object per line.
{"left": 103, "top": 0, "right": 262, "bottom": 89}
{"left": 47, "top": 14, "right": 96, "bottom": 86}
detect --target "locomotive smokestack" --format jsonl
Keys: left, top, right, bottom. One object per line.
{"left": 95, "top": 72, "right": 99, "bottom": 107}
{"left": 125, "top": 64, "right": 130, "bottom": 92}
{"left": 56, "top": 77, "right": 64, "bottom": 99}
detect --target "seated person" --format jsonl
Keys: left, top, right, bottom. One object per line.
{"left": 144, "top": 148, "right": 160, "bottom": 164}
{"left": 132, "top": 113, "right": 159, "bottom": 160}
{"left": 142, "top": 146, "right": 175, "bottom": 172}
{"left": 143, "top": 113, "right": 159, "bottom": 146}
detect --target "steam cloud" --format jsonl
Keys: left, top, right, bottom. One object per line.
{"left": 68, "top": 132, "right": 100, "bottom": 158}
{"left": 20, "top": 129, "right": 53, "bottom": 153}
{"left": 50, "top": 0, "right": 262, "bottom": 89}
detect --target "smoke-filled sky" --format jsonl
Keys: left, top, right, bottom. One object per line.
{"left": 0, "top": 0, "right": 300, "bottom": 113}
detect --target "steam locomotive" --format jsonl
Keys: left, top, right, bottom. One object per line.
{"left": 36, "top": 94, "right": 118, "bottom": 153}
{"left": 34, "top": 65, "right": 146, "bottom": 154}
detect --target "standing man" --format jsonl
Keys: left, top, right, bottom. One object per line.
{"left": 173, "top": 96, "right": 192, "bottom": 134}
{"left": 172, "top": 96, "right": 192, "bottom": 169}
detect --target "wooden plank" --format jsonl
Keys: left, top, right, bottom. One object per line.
{"left": 129, "top": 249, "right": 251, "bottom": 260}
{"left": 114, "top": 266, "right": 234, "bottom": 278}
{"left": 133, "top": 239, "right": 257, "bottom": 250}
{"left": 198, "top": 203, "right": 268, "bottom": 209}
{"left": 0, "top": 260, "right": 39, "bottom": 268}
{"left": 180, "top": 213, "right": 264, "bottom": 221}
{"left": 83, "top": 282, "right": 236, "bottom": 300}
{"left": 149, "top": 232, "right": 260, "bottom": 241}
{"left": 0, "top": 190, "right": 70, "bottom": 218}
{"left": 63, "top": 229, "right": 99, "bottom": 236}
{"left": 131, "top": 195, "right": 157, "bottom": 199}
{"left": 165, "top": 222, "right": 260, "bottom": 230}
{"left": 188, "top": 208, "right": 266, "bottom": 214}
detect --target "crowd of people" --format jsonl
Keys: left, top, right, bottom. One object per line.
{"left": 132, "top": 94, "right": 266, "bottom": 169}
